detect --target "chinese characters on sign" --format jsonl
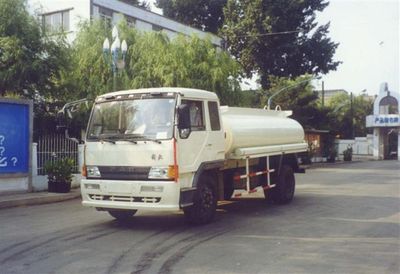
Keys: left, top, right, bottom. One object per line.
{"left": 366, "top": 114, "right": 400, "bottom": 128}
{"left": 374, "top": 116, "right": 399, "bottom": 124}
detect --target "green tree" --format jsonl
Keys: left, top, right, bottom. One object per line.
{"left": 156, "top": 0, "right": 226, "bottom": 33}
{"left": 69, "top": 19, "right": 242, "bottom": 105}
{"left": 0, "top": 0, "right": 70, "bottom": 98}
{"left": 119, "top": 0, "right": 150, "bottom": 9}
{"left": 65, "top": 20, "right": 115, "bottom": 100}
{"left": 327, "top": 93, "right": 373, "bottom": 138}
{"left": 262, "top": 75, "right": 329, "bottom": 129}
{"left": 127, "top": 32, "right": 241, "bottom": 104}
{"left": 222, "top": 0, "right": 340, "bottom": 89}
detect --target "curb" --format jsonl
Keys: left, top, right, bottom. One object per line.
{"left": 0, "top": 189, "right": 81, "bottom": 210}
{"left": 302, "top": 159, "right": 377, "bottom": 169}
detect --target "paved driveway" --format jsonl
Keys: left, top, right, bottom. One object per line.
{"left": 0, "top": 160, "right": 399, "bottom": 274}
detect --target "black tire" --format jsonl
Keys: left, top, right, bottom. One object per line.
{"left": 265, "top": 165, "right": 295, "bottom": 204}
{"left": 184, "top": 174, "right": 217, "bottom": 225}
{"left": 108, "top": 209, "right": 137, "bottom": 221}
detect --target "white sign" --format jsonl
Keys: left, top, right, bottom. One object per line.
{"left": 366, "top": 115, "right": 400, "bottom": 127}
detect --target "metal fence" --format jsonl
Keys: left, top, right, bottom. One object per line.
{"left": 36, "top": 134, "right": 79, "bottom": 175}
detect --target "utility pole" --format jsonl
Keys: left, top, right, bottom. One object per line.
{"left": 350, "top": 92, "right": 354, "bottom": 139}
{"left": 321, "top": 81, "right": 325, "bottom": 108}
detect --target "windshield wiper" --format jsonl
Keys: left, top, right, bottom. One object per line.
{"left": 98, "top": 134, "right": 118, "bottom": 144}
{"left": 98, "top": 138, "right": 116, "bottom": 144}
{"left": 120, "top": 133, "right": 154, "bottom": 144}
{"left": 97, "top": 134, "right": 162, "bottom": 144}
{"left": 120, "top": 137, "right": 138, "bottom": 144}
{"left": 125, "top": 134, "right": 162, "bottom": 144}
{"left": 139, "top": 136, "right": 162, "bottom": 144}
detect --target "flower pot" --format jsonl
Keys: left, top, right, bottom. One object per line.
{"left": 343, "top": 155, "right": 352, "bottom": 162}
{"left": 48, "top": 181, "right": 71, "bottom": 193}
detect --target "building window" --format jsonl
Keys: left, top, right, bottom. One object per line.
{"left": 42, "top": 9, "right": 70, "bottom": 33}
{"left": 125, "top": 15, "right": 136, "bottom": 28}
{"left": 152, "top": 24, "right": 163, "bottom": 32}
{"left": 98, "top": 6, "right": 113, "bottom": 27}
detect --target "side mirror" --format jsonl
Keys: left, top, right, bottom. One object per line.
{"left": 56, "top": 98, "right": 90, "bottom": 143}
{"left": 177, "top": 104, "right": 191, "bottom": 139}
{"left": 56, "top": 111, "right": 68, "bottom": 132}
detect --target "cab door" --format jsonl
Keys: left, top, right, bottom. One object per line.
{"left": 177, "top": 99, "right": 209, "bottom": 175}
{"left": 205, "top": 101, "right": 225, "bottom": 162}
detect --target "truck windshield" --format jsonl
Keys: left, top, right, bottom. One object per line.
{"left": 87, "top": 97, "right": 176, "bottom": 141}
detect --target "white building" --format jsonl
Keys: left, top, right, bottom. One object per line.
{"left": 316, "top": 89, "right": 348, "bottom": 105}
{"left": 366, "top": 83, "right": 400, "bottom": 160}
{"left": 27, "top": 0, "right": 222, "bottom": 47}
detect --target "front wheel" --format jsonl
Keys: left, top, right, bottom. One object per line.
{"left": 108, "top": 209, "right": 137, "bottom": 221}
{"left": 184, "top": 174, "right": 217, "bottom": 225}
{"left": 265, "top": 165, "right": 295, "bottom": 204}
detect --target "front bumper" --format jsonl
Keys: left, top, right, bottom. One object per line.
{"left": 81, "top": 178, "right": 180, "bottom": 211}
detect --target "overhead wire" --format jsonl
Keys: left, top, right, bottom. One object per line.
{"left": 229, "top": 30, "right": 302, "bottom": 38}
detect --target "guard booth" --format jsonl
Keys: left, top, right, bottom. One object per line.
{"left": 0, "top": 98, "right": 33, "bottom": 193}
{"left": 366, "top": 83, "right": 400, "bottom": 160}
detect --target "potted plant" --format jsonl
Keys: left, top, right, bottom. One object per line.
{"left": 44, "top": 158, "right": 75, "bottom": 193}
{"left": 327, "top": 147, "right": 337, "bottom": 163}
{"left": 343, "top": 146, "right": 353, "bottom": 162}
{"left": 299, "top": 141, "right": 315, "bottom": 165}
{"left": 322, "top": 135, "right": 337, "bottom": 163}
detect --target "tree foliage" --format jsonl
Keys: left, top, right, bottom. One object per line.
{"left": 327, "top": 93, "right": 373, "bottom": 138}
{"left": 119, "top": 0, "right": 150, "bottom": 10}
{"left": 263, "top": 75, "right": 330, "bottom": 129}
{"left": 0, "top": 0, "right": 70, "bottom": 98}
{"left": 69, "top": 20, "right": 242, "bottom": 105}
{"left": 222, "top": 0, "right": 340, "bottom": 88}
{"left": 127, "top": 32, "right": 241, "bottom": 104}
{"left": 156, "top": 0, "right": 226, "bottom": 33}
{"left": 65, "top": 20, "right": 114, "bottom": 100}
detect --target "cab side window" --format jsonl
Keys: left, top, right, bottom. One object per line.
{"left": 208, "top": 101, "right": 221, "bottom": 131}
{"left": 182, "top": 100, "right": 205, "bottom": 131}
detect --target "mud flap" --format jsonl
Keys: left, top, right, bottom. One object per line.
{"left": 179, "top": 187, "right": 196, "bottom": 208}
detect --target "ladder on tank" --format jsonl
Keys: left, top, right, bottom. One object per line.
{"left": 233, "top": 155, "right": 276, "bottom": 197}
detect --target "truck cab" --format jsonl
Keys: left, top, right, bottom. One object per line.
{"left": 81, "top": 88, "right": 224, "bottom": 222}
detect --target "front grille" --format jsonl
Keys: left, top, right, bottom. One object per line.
{"left": 97, "top": 166, "right": 151, "bottom": 180}
{"left": 89, "top": 194, "right": 161, "bottom": 203}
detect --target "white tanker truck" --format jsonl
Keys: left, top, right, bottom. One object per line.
{"left": 79, "top": 87, "right": 307, "bottom": 224}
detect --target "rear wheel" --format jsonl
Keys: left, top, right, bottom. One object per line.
{"left": 108, "top": 209, "right": 137, "bottom": 221}
{"left": 184, "top": 174, "right": 217, "bottom": 225}
{"left": 265, "top": 165, "right": 295, "bottom": 204}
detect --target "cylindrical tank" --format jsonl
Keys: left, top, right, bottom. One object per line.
{"left": 221, "top": 106, "right": 305, "bottom": 155}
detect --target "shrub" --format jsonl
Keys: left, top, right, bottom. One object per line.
{"left": 44, "top": 158, "right": 75, "bottom": 183}
{"left": 343, "top": 146, "right": 353, "bottom": 161}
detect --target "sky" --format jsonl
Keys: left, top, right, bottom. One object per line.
{"left": 315, "top": 0, "right": 399, "bottom": 95}
{"left": 149, "top": 0, "right": 399, "bottom": 96}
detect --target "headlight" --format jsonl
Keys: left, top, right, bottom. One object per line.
{"left": 148, "top": 166, "right": 169, "bottom": 179}
{"left": 148, "top": 166, "right": 178, "bottom": 180}
{"left": 87, "top": 166, "right": 101, "bottom": 178}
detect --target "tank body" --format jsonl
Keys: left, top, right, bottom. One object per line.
{"left": 220, "top": 106, "right": 305, "bottom": 155}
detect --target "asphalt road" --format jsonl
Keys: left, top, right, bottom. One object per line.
{"left": 0, "top": 160, "right": 399, "bottom": 274}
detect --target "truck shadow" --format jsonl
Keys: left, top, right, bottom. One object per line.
{"left": 101, "top": 192, "right": 399, "bottom": 239}
{"left": 102, "top": 197, "right": 280, "bottom": 231}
